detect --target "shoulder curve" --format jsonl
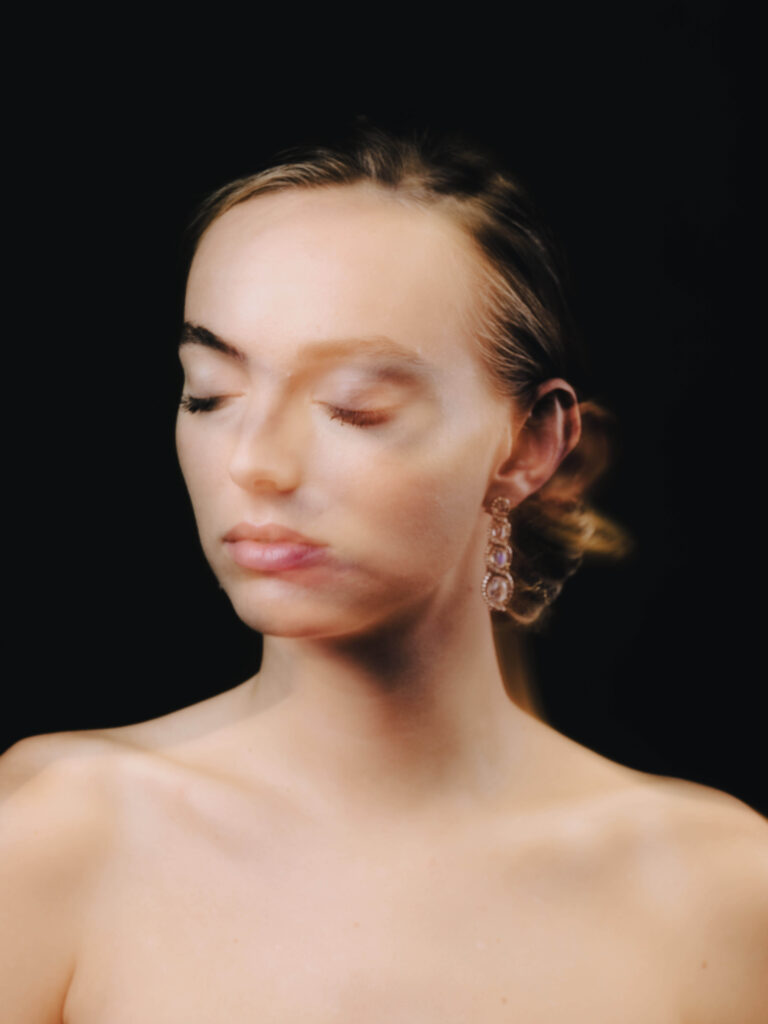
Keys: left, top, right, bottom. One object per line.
{"left": 634, "top": 772, "right": 768, "bottom": 840}
{"left": 0, "top": 729, "right": 127, "bottom": 802}
{"left": 0, "top": 732, "right": 126, "bottom": 871}
{"left": 0, "top": 728, "right": 147, "bottom": 859}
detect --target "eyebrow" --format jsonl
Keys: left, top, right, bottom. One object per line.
{"left": 179, "top": 321, "right": 433, "bottom": 378}
{"left": 179, "top": 323, "right": 247, "bottom": 362}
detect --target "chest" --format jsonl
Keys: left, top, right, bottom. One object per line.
{"left": 64, "top": 802, "right": 685, "bottom": 1023}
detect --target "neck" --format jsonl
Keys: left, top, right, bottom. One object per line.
{"left": 240, "top": 592, "right": 539, "bottom": 820}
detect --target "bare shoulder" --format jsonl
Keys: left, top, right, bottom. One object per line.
{"left": 589, "top": 766, "right": 768, "bottom": 909}
{"left": 625, "top": 770, "right": 767, "bottom": 841}
{"left": 619, "top": 773, "right": 768, "bottom": 1024}
{"left": 629, "top": 771, "right": 768, "bottom": 873}
{"left": 0, "top": 721, "right": 160, "bottom": 807}
{"left": 0, "top": 728, "right": 136, "bottom": 886}
{"left": 0, "top": 720, "right": 229, "bottom": 1024}
{"left": 1, "top": 679, "right": 256, "bottom": 812}
{"left": 539, "top": 734, "right": 768, "bottom": 1023}
{"left": 0, "top": 731, "right": 127, "bottom": 1024}
{"left": 0, "top": 728, "right": 122, "bottom": 821}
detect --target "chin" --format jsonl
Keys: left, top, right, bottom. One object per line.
{"left": 223, "top": 588, "right": 370, "bottom": 639}
{"left": 223, "top": 583, "right": 421, "bottom": 641}
{"left": 218, "top": 561, "right": 439, "bottom": 639}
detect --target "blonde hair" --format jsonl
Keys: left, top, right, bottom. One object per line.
{"left": 185, "top": 125, "right": 631, "bottom": 629}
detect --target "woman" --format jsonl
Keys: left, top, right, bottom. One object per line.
{"left": 2, "top": 127, "right": 766, "bottom": 1022}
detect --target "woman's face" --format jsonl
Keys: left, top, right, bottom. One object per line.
{"left": 177, "top": 184, "right": 517, "bottom": 638}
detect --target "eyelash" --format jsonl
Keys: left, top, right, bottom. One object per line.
{"left": 326, "top": 406, "right": 388, "bottom": 427}
{"left": 179, "top": 395, "right": 388, "bottom": 428}
{"left": 179, "top": 395, "right": 221, "bottom": 414}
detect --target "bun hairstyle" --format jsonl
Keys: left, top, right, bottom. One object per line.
{"left": 185, "top": 125, "right": 631, "bottom": 629}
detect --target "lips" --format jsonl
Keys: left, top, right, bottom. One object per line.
{"left": 223, "top": 522, "right": 328, "bottom": 572}
{"left": 223, "top": 522, "right": 324, "bottom": 546}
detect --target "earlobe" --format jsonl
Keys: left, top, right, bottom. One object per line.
{"left": 486, "top": 378, "right": 582, "bottom": 508}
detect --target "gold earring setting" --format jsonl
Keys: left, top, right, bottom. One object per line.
{"left": 482, "top": 496, "right": 514, "bottom": 612}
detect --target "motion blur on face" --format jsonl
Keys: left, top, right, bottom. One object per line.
{"left": 176, "top": 184, "right": 517, "bottom": 640}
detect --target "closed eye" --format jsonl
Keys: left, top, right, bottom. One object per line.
{"left": 326, "top": 406, "right": 390, "bottom": 427}
{"left": 179, "top": 394, "right": 224, "bottom": 413}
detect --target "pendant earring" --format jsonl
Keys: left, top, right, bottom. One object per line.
{"left": 482, "top": 496, "right": 514, "bottom": 612}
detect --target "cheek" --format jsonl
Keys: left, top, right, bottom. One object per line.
{"left": 175, "top": 425, "right": 225, "bottom": 527}
{"left": 324, "top": 430, "right": 491, "bottom": 573}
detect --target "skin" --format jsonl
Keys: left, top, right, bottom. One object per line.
{"left": 1, "top": 184, "right": 767, "bottom": 1023}
{"left": 175, "top": 183, "right": 581, "bottom": 818}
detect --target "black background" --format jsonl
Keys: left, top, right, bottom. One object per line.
{"left": 6, "top": 5, "right": 762, "bottom": 813}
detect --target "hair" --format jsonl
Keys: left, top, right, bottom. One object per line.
{"left": 184, "top": 124, "right": 631, "bottom": 630}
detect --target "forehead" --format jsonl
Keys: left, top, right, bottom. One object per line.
{"left": 185, "top": 184, "right": 486, "bottom": 374}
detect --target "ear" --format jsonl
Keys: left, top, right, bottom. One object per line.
{"left": 485, "top": 378, "right": 582, "bottom": 508}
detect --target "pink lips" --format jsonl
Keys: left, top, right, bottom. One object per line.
{"left": 223, "top": 522, "right": 329, "bottom": 572}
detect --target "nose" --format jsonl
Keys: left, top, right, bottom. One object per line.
{"left": 227, "top": 400, "right": 305, "bottom": 494}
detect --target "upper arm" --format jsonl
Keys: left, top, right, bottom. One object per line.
{"left": 676, "top": 793, "right": 768, "bottom": 1024}
{"left": 0, "top": 734, "right": 110, "bottom": 1024}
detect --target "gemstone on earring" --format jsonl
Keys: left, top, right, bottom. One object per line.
{"left": 490, "top": 518, "right": 511, "bottom": 542}
{"left": 483, "top": 571, "right": 514, "bottom": 610}
{"left": 490, "top": 496, "right": 512, "bottom": 516}
{"left": 488, "top": 545, "right": 511, "bottom": 570}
